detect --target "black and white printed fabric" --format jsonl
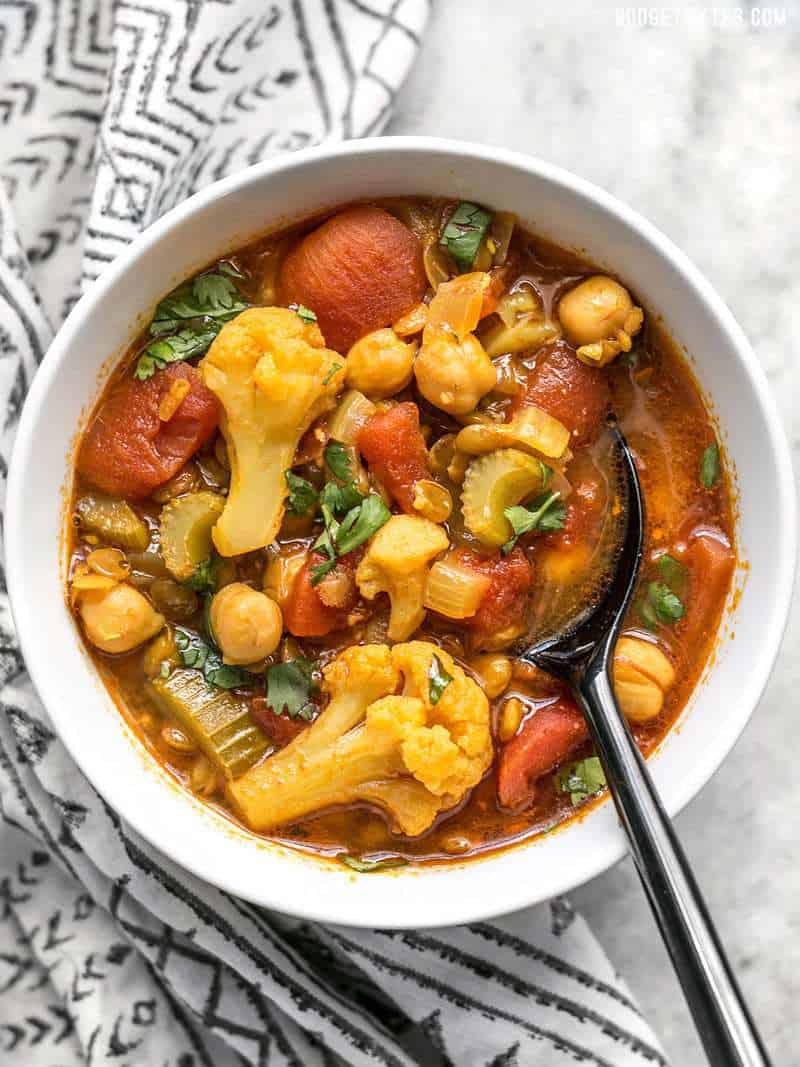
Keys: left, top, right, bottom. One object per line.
{"left": 0, "top": 2, "right": 669, "bottom": 1064}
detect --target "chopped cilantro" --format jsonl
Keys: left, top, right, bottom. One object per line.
{"left": 657, "top": 554, "right": 685, "bottom": 592}
{"left": 340, "top": 855, "right": 408, "bottom": 873}
{"left": 290, "top": 303, "right": 317, "bottom": 324}
{"left": 428, "top": 654, "right": 454, "bottom": 706}
{"left": 182, "top": 558, "right": 218, "bottom": 595}
{"left": 335, "top": 495, "right": 390, "bottom": 556}
{"left": 323, "top": 362, "right": 343, "bottom": 385}
{"left": 310, "top": 493, "right": 389, "bottom": 585}
{"left": 324, "top": 440, "right": 353, "bottom": 482}
{"left": 647, "top": 581, "right": 685, "bottom": 625}
{"left": 284, "top": 470, "right": 319, "bottom": 516}
{"left": 503, "top": 490, "right": 566, "bottom": 553}
{"left": 440, "top": 202, "right": 493, "bottom": 271}
{"left": 265, "top": 657, "right": 317, "bottom": 720}
{"left": 556, "top": 756, "right": 607, "bottom": 806}
{"left": 700, "top": 443, "right": 720, "bottom": 489}
{"left": 174, "top": 627, "right": 251, "bottom": 689}
{"left": 135, "top": 266, "right": 249, "bottom": 379}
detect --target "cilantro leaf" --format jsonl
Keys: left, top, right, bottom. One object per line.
{"left": 309, "top": 557, "right": 337, "bottom": 586}
{"left": 556, "top": 756, "right": 607, "bottom": 806}
{"left": 502, "top": 491, "right": 566, "bottom": 553}
{"left": 440, "top": 202, "right": 493, "bottom": 271}
{"left": 428, "top": 654, "right": 453, "bottom": 706}
{"left": 324, "top": 440, "right": 352, "bottom": 482}
{"left": 174, "top": 627, "right": 251, "bottom": 689}
{"left": 135, "top": 267, "right": 250, "bottom": 379}
{"left": 192, "top": 273, "right": 241, "bottom": 312}
{"left": 323, "top": 362, "right": 343, "bottom": 385}
{"left": 340, "top": 855, "right": 408, "bottom": 873}
{"left": 134, "top": 325, "right": 220, "bottom": 380}
{"left": 700, "top": 443, "right": 720, "bottom": 489}
{"left": 335, "top": 494, "right": 390, "bottom": 556}
{"left": 289, "top": 303, "right": 317, "bottom": 324}
{"left": 320, "top": 479, "right": 363, "bottom": 517}
{"left": 284, "top": 470, "right": 319, "bottom": 516}
{"left": 647, "top": 581, "right": 685, "bottom": 624}
{"left": 657, "top": 553, "right": 685, "bottom": 592}
{"left": 182, "top": 558, "right": 218, "bottom": 595}
{"left": 266, "top": 657, "right": 318, "bottom": 720}
{"left": 150, "top": 272, "right": 248, "bottom": 335}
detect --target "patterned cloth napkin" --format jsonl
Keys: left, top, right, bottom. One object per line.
{"left": 0, "top": 2, "right": 669, "bottom": 1064}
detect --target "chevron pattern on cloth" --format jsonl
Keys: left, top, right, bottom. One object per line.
{"left": 0, "top": 2, "right": 669, "bottom": 1063}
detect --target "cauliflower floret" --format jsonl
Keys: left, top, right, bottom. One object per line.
{"left": 200, "top": 307, "right": 346, "bottom": 556}
{"left": 226, "top": 640, "right": 493, "bottom": 837}
{"left": 393, "top": 641, "right": 492, "bottom": 769}
{"left": 355, "top": 515, "right": 448, "bottom": 641}
{"left": 414, "top": 327, "right": 496, "bottom": 416}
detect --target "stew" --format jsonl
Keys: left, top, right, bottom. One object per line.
{"left": 66, "top": 197, "right": 735, "bottom": 869}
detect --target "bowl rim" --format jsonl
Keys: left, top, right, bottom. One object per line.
{"left": 6, "top": 136, "right": 797, "bottom": 927}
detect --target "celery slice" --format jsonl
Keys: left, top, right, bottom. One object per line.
{"left": 148, "top": 669, "right": 269, "bottom": 779}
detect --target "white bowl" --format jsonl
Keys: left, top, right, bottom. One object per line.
{"left": 6, "top": 138, "right": 795, "bottom": 928}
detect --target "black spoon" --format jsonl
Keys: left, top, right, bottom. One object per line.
{"left": 519, "top": 423, "right": 771, "bottom": 1067}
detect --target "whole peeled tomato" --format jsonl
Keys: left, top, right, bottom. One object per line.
{"left": 77, "top": 363, "right": 220, "bottom": 499}
{"left": 277, "top": 206, "right": 427, "bottom": 353}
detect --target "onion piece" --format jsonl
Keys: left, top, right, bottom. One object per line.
{"left": 424, "top": 558, "right": 490, "bottom": 619}
{"left": 328, "top": 389, "right": 377, "bottom": 445}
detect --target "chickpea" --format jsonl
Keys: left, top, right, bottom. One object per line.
{"left": 412, "top": 479, "right": 452, "bottom": 524}
{"left": 209, "top": 582, "right": 282, "bottom": 665}
{"left": 558, "top": 275, "right": 644, "bottom": 367}
{"left": 470, "top": 653, "right": 512, "bottom": 699}
{"left": 498, "top": 697, "right": 524, "bottom": 742}
{"left": 414, "top": 330, "right": 496, "bottom": 416}
{"left": 346, "top": 328, "right": 417, "bottom": 399}
{"left": 79, "top": 582, "right": 165, "bottom": 654}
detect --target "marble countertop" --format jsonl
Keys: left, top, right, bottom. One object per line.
{"left": 390, "top": 2, "right": 799, "bottom": 1061}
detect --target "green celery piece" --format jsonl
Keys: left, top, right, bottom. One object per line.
{"left": 148, "top": 669, "right": 269, "bottom": 780}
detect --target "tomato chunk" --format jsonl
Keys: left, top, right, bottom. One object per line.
{"left": 283, "top": 551, "right": 358, "bottom": 638}
{"left": 497, "top": 696, "right": 589, "bottom": 809}
{"left": 454, "top": 547, "right": 533, "bottom": 648}
{"left": 514, "top": 339, "right": 609, "bottom": 446}
{"left": 77, "top": 363, "right": 219, "bottom": 499}
{"left": 679, "top": 526, "right": 735, "bottom": 649}
{"left": 249, "top": 697, "right": 310, "bottom": 748}
{"left": 357, "top": 402, "right": 430, "bottom": 513}
{"left": 542, "top": 474, "right": 605, "bottom": 553}
{"left": 277, "top": 206, "right": 426, "bottom": 353}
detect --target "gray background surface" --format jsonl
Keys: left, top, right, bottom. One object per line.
{"left": 390, "top": 2, "right": 799, "bottom": 1061}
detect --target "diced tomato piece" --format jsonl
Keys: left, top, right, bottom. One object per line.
{"left": 249, "top": 697, "right": 310, "bottom": 748}
{"left": 357, "top": 402, "right": 430, "bottom": 513}
{"left": 542, "top": 474, "right": 605, "bottom": 553}
{"left": 679, "top": 526, "right": 735, "bottom": 648}
{"left": 283, "top": 551, "right": 359, "bottom": 638}
{"left": 454, "top": 547, "right": 533, "bottom": 648}
{"left": 497, "top": 696, "right": 589, "bottom": 809}
{"left": 277, "top": 206, "right": 427, "bottom": 353}
{"left": 513, "top": 339, "right": 609, "bottom": 446}
{"left": 77, "top": 363, "right": 219, "bottom": 499}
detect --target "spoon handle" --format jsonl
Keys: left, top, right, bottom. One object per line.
{"left": 574, "top": 666, "right": 771, "bottom": 1067}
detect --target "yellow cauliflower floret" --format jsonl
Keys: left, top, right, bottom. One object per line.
{"left": 226, "top": 640, "right": 492, "bottom": 837}
{"left": 200, "top": 307, "right": 346, "bottom": 556}
{"left": 355, "top": 515, "right": 448, "bottom": 640}
{"left": 393, "top": 641, "right": 492, "bottom": 780}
